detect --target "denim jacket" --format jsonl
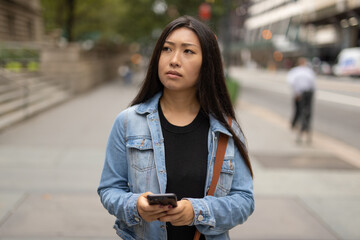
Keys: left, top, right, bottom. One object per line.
{"left": 98, "top": 92, "right": 254, "bottom": 240}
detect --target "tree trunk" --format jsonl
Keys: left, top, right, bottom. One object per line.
{"left": 66, "top": 0, "right": 75, "bottom": 41}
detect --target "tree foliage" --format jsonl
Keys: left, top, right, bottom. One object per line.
{"left": 41, "top": 0, "right": 227, "bottom": 46}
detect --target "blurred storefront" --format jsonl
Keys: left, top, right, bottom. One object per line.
{"left": 236, "top": 0, "right": 360, "bottom": 70}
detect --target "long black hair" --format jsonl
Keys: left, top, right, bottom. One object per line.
{"left": 131, "top": 16, "right": 253, "bottom": 177}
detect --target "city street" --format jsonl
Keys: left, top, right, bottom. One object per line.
{"left": 229, "top": 67, "right": 360, "bottom": 240}
{"left": 230, "top": 67, "right": 360, "bottom": 149}
{"left": 0, "top": 68, "right": 359, "bottom": 240}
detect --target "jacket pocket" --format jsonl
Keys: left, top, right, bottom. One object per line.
{"left": 126, "top": 137, "right": 155, "bottom": 172}
{"left": 215, "top": 158, "right": 235, "bottom": 197}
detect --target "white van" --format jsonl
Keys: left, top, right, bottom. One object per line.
{"left": 333, "top": 47, "right": 360, "bottom": 77}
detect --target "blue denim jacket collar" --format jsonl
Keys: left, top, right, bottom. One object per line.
{"left": 135, "top": 92, "right": 162, "bottom": 115}
{"left": 135, "top": 91, "right": 232, "bottom": 137}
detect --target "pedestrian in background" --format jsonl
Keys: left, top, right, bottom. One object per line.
{"left": 118, "top": 64, "right": 133, "bottom": 85}
{"left": 287, "top": 57, "right": 316, "bottom": 143}
{"left": 98, "top": 16, "right": 254, "bottom": 240}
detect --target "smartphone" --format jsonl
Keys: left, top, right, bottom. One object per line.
{"left": 147, "top": 193, "right": 178, "bottom": 207}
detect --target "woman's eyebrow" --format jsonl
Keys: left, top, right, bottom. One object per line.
{"left": 165, "top": 40, "right": 199, "bottom": 48}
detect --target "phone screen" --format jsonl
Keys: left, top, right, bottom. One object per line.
{"left": 147, "top": 193, "right": 178, "bottom": 207}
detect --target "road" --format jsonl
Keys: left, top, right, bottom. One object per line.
{"left": 230, "top": 67, "right": 360, "bottom": 150}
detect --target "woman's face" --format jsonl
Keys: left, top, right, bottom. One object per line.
{"left": 158, "top": 27, "right": 202, "bottom": 93}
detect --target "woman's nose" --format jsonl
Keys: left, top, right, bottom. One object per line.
{"left": 170, "top": 51, "right": 181, "bottom": 67}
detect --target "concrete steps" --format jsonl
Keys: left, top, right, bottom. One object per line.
{"left": 0, "top": 71, "right": 71, "bottom": 131}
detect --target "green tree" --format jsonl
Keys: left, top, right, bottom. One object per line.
{"left": 41, "top": 0, "right": 125, "bottom": 42}
{"left": 41, "top": 0, "right": 228, "bottom": 46}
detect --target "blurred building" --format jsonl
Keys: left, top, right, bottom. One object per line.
{"left": 0, "top": 0, "right": 43, "bottom": 43}
{"left": 239, "top": 0, "right": 360, "bottom": 68}
{"left": 223, "top": 0, "right": 252, "bottom": 66}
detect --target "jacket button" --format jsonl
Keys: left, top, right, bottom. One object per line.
{"left": 134, "top": 217, "right": 140, "bottom": 222}
{"left": 197, "top": 215, "right": 204, "bottom": 221}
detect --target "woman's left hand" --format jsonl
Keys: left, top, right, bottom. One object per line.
{"left": 158, "top": 199, "right": 194, "bottom": 226}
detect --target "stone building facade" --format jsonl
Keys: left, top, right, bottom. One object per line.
{"left": 0, "top": 0, "right": 43, "bottom": 43}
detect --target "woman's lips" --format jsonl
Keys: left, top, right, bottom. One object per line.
{"left": 166, "top": 71, "right": 182, "bottom": 78}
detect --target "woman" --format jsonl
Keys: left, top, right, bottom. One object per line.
{"left": 98, "top": 16, "right": 254, "bottom": 240}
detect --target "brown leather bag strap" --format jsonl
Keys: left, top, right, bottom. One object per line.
{"left": 193, "top": 117, "right": 232, "bottom": 240}
{"left": 193, "top": 229, "right": 202, "bottom": 240}
{"left": 207, "top": 129, "right": 230, "bottom": 196}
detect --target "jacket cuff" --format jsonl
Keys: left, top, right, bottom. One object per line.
{"left": 125, "top": 193, "right": 142, "bottom": 226}
{"left": 185, "top": 198, "right": 215, "bottom": 227}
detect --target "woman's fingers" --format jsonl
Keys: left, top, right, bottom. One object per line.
{"left": 144, "top": 204, "right": 172, "bottom": 214}
{"left": 137, "top": 192, "right": 174, "bottom": 222}
{"left": 138, "top": 194, "right": 194, "bottom": 225}
{"left": 141, "top": 206, "right": 171, "bottom": 222}
{"left": 158, "top": 200, "right": 194, "bottom": 225}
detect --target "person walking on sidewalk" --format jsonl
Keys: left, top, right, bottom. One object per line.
{"left": 287, "top": 57, "right": 316, "bottom": 143}
{"left": 98, "top": 16, "right": 254, "bottom": 240}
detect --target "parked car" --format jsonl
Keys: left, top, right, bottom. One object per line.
{"left": 333, "top": 47, "right": 360, "bottom": 77}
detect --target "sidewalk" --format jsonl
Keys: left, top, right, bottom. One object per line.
{"left": 230, "top": 67, "right": 360, "bottom": 240}
{"left": 230, "top": 101, "right": 360, "bottom": 240}
{"left": 0, "top": 73, "right": 359, "bottom": 239}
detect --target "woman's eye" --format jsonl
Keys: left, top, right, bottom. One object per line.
{"left": 162, "top": 47, "right": 171, "bottom": 52}
{"left": 184, "top": 49, "right": 195, "bottom": 54}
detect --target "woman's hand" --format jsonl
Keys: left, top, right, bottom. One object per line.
{"left": 158, "top": 199, "right": 195, "bottom": 226}
{"left": 137, "top": 192, "right": 172, "bottom": 222}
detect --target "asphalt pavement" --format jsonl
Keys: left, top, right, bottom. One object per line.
{"left": 0, "top": 68, "right": 359, "bottom": 240}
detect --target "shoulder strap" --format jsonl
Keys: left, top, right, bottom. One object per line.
{"left": 207, "top": 122, "right": 231, "bottom": 195}
{"left": 194, "top": 117, "right": 232, "bottom": 240}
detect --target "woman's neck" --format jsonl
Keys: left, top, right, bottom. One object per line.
{"left": 160, "top": 89, "right": 200, "bottom": 126}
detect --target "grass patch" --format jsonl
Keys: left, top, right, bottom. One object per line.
{"left": 226, "top": 77, "right": 240, "bottom": 103}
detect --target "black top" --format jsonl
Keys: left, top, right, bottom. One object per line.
{"left": 159, "top": 103, "right": 209, "bottom": 240}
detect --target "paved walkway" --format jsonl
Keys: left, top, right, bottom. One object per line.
{"left": 0, "top": 70, "right": 359, "bottom": 240}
